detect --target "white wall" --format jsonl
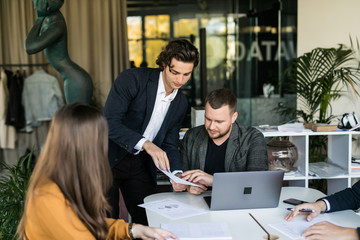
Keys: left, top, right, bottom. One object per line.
{"left": 298, "top": 0, "right": 360, "bottom": 122}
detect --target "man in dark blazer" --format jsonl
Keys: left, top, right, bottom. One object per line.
{"left": 104, "top": 39, "right": 199, "bottom": 225}
{"left": 180, "top": 88, "right": 268, "bottom": 195}
{"left": 286, "top": 180, "right": 360, "bottom": 239}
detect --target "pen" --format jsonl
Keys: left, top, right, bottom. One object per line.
{"left": 249, "top": 213, "right": 271, "bottom": 240}
{"left": 287, "top": 208, "right": 315, "bottom": 213}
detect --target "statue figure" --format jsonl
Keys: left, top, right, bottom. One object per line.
{"left": 25, "top": 0, "right": 93, "bottom": 104}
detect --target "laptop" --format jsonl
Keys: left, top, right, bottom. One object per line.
{"left": 204, "top": 170, "right": 284, "bottom": 210}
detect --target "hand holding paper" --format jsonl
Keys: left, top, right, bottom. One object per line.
{"left": 159, "top": 169, "right": 200, "bottom": 187}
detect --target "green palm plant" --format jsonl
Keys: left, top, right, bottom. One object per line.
{"left": 280, "top": 42, "right": 360, "bottom": 124}
{"left": 0, "top": 151, "right": 33, "bottom": 240}
{"left": 278, "top": 41, "right": 360, "bottom": 192}
{"left": 277, "top": 40, "right": 360, "bottom": 192}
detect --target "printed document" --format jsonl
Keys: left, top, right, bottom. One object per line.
{"left": 161, "top": 222, "right": 232, "bottom": 240}
{"left": 138, "top": 198, "right": 206, "bottom": 220}
{"left": 159, "top": 169, "right": 200, "bottom": 187}
{"left": 269, "top": 217, "right": 339, "bottom": 239}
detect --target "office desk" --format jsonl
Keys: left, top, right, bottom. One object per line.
{"left": 144, "top": 187, "right": 360, "bottom": 239}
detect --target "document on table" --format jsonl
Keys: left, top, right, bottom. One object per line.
{"left": 138, "top": 198, "right": 206, "bottom": 220}
{"left": 159, "top": 169, "right": 200, "bottom": 187}
{"left": 161, "top": 222, "right": 232, "bottom": 240}
{"left": 269, "top": 217, "right": 339, "bottom": 239}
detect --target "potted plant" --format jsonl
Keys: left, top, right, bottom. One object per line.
{"left": 279, "top": 42, "right": 360, "bottom": 124}
{"left": 279, "top": 41, "right": 360, "bottom": 155}
{"left": 277, "top": 41, "right": 360, "bottom": 192}
{"left": 0, "top": 151, "right": 33, "bottom": 239}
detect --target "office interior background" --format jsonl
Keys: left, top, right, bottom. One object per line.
{"left": 1, "top": 0, "right": 360, "bottom": 192}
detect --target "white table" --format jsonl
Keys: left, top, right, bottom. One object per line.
{"left": 144, "top": 187, "right": 360, "bottom": 239}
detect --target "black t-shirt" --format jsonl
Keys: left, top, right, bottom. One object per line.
{"left": 204, "top": 138, "right": 228, "bottom": 175}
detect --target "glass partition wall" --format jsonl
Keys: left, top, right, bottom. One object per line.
{"left": 127, "top": 0, "right": 297, "bottom": 127}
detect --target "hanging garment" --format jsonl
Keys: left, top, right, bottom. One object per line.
{"left": 0, "top": 68, "right": 17, "bottom": 149}
{"left": 22, "top": 69, "right": 64, "bottom": 132}
{"left": 6, "top": 70, "right": 26, "bottom": 129}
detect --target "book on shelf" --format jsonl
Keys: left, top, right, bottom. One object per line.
{"left": 311, "top": 124, "right": 338, "bottom": 132}
{"left": 351, "top": 163, "right": 360, "bottom": 173}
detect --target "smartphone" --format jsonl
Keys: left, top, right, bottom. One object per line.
{"left": 283, "top": 198, "right": 308, "bottom": 206}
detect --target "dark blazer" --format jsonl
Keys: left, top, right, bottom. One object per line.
{"left": 103, "top": 68, "right": 187, "bottom": 183}
{"left": 322, "top": 180, "right": 360, "bottom": 237}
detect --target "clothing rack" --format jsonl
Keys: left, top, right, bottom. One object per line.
{"left": 0, "top": 63, "right": 50, "bottom": 67}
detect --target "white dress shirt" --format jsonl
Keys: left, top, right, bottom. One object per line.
{"left": 134, "top": 72, "right": 178, "bottom": 152}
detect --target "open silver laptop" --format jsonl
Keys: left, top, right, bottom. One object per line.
{"left": 204, "top": 170, "right": 284, "bottom": 210}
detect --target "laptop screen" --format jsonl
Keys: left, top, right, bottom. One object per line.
{"left": 205, "top": 170, "right": 284, "bottom": 210}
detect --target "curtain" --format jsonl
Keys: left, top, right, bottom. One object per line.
{"left": 0, "top": 0, "right": 130, "bottom": 107}
{"left": 0, "top": 0, "right": 129, "bottom": 166}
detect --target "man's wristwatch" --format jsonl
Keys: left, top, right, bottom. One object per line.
{"left": 128, "top": 222, "right": 135, "bottom": 239}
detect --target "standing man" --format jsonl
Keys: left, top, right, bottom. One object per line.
{"left": 180, "top": 88, "right": 268, "bottom": 195}
{"left": 104, "top": 39, "right": 199, "bottom": 225}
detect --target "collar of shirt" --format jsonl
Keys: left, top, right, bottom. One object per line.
{"left": 158, "top": 72, "right": 178, "bottom": 102}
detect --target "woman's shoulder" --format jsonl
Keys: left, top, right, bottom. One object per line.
{"left": 33, "top": 180, "right": 65, "bottom": 201}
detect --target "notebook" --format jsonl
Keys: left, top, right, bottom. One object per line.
{"left": 204, "top": 170, "right": 284, "bottom": 210}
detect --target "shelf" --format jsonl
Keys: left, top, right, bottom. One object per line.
{"left": 261, "top": 129, "right": 351, "bottom": 137}
{"left": 284, "top": 176, "right": 306, "bottom": 181}
{"left": 307, "top": 175, "right": 350, "bottom": 180}
{"left": 260, "top": 129, "right": 356, "bottom": 194}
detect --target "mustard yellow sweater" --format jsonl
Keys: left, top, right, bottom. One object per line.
{"left": 25, "top": 181, "right": 131, "bottom": 240}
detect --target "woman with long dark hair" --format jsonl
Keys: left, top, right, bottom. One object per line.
{"left": 17, "top": 103, "right": 177, "bottom": 240}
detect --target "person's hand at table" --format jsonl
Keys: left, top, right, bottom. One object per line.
{"left": 132, "top": 223, "right": 178, "bottom": 240}
{"left": 300, "top": 221, "right": 358, "bottom": 240}
{"left": 186, "top": 184, "right": 208, "bottom": 195}
{"left": 181, "top": 170, "right": 212, "bottom": 195}
{"left": 143, "top": 140, "right": 170, "bottom": 172}
{"left": 182, "top": 169, "right": 213, "bottom": 187}
{"left": 171, "top": 181, "right": 187, "bottom": 192}
{"left": 285, "top": 201, "right": 359, "bottom": 240}
{"left": 285, "top": 201, "right": 326, "bottom": 222}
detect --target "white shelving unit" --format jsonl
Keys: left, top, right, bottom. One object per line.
{"left": 261, "top": 130, "right": 360, "bottom": 195}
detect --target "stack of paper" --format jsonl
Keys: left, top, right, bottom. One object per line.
{"left": 278, "top": 123, "right": 305, "bottom": 132}
{"left": 161, "top": 222, "right": 232, "bottom": 240}
{"left": 308, "top": 161, "right": 347, "bottom": 178}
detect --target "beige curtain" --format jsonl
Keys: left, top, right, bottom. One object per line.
{"left": 0, "top": 0, "right": 129, "bottom": 107}
{"left": 0, "top": 0, "right": 48, "bottom": 70}
{"left": 0, "top": 0, "right": 129, "bottom": 166}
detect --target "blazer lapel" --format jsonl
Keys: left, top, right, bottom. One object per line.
{"left": 224, "top": 123, "right": 239, "bottom": 171}
{"left": 198, "top": 130, "right": 208, "bottom": 171}
{"left": 142, "top": 72, "right": 159, "bottom": 133}
{"left": 154, "top": 92, "right": 180, "bottom": 142}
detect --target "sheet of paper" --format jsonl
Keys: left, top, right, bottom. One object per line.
{"left": 159, "top": 169, "right": 200, "bottom": 187}
{"left": 139, "top": 198, "right": 206, "bottom": 220}
{"left": 278, "top": 123, "right": 305, "bottom": 132}
{"left": 269, "top": 217, "right": 339, "bottom": 239}
{"left": 161, "top": 222, "right": 232, "bottom": 240}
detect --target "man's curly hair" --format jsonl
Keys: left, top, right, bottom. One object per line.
{"left": 156, "top": 39, "right": 199, "bottom": 71}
